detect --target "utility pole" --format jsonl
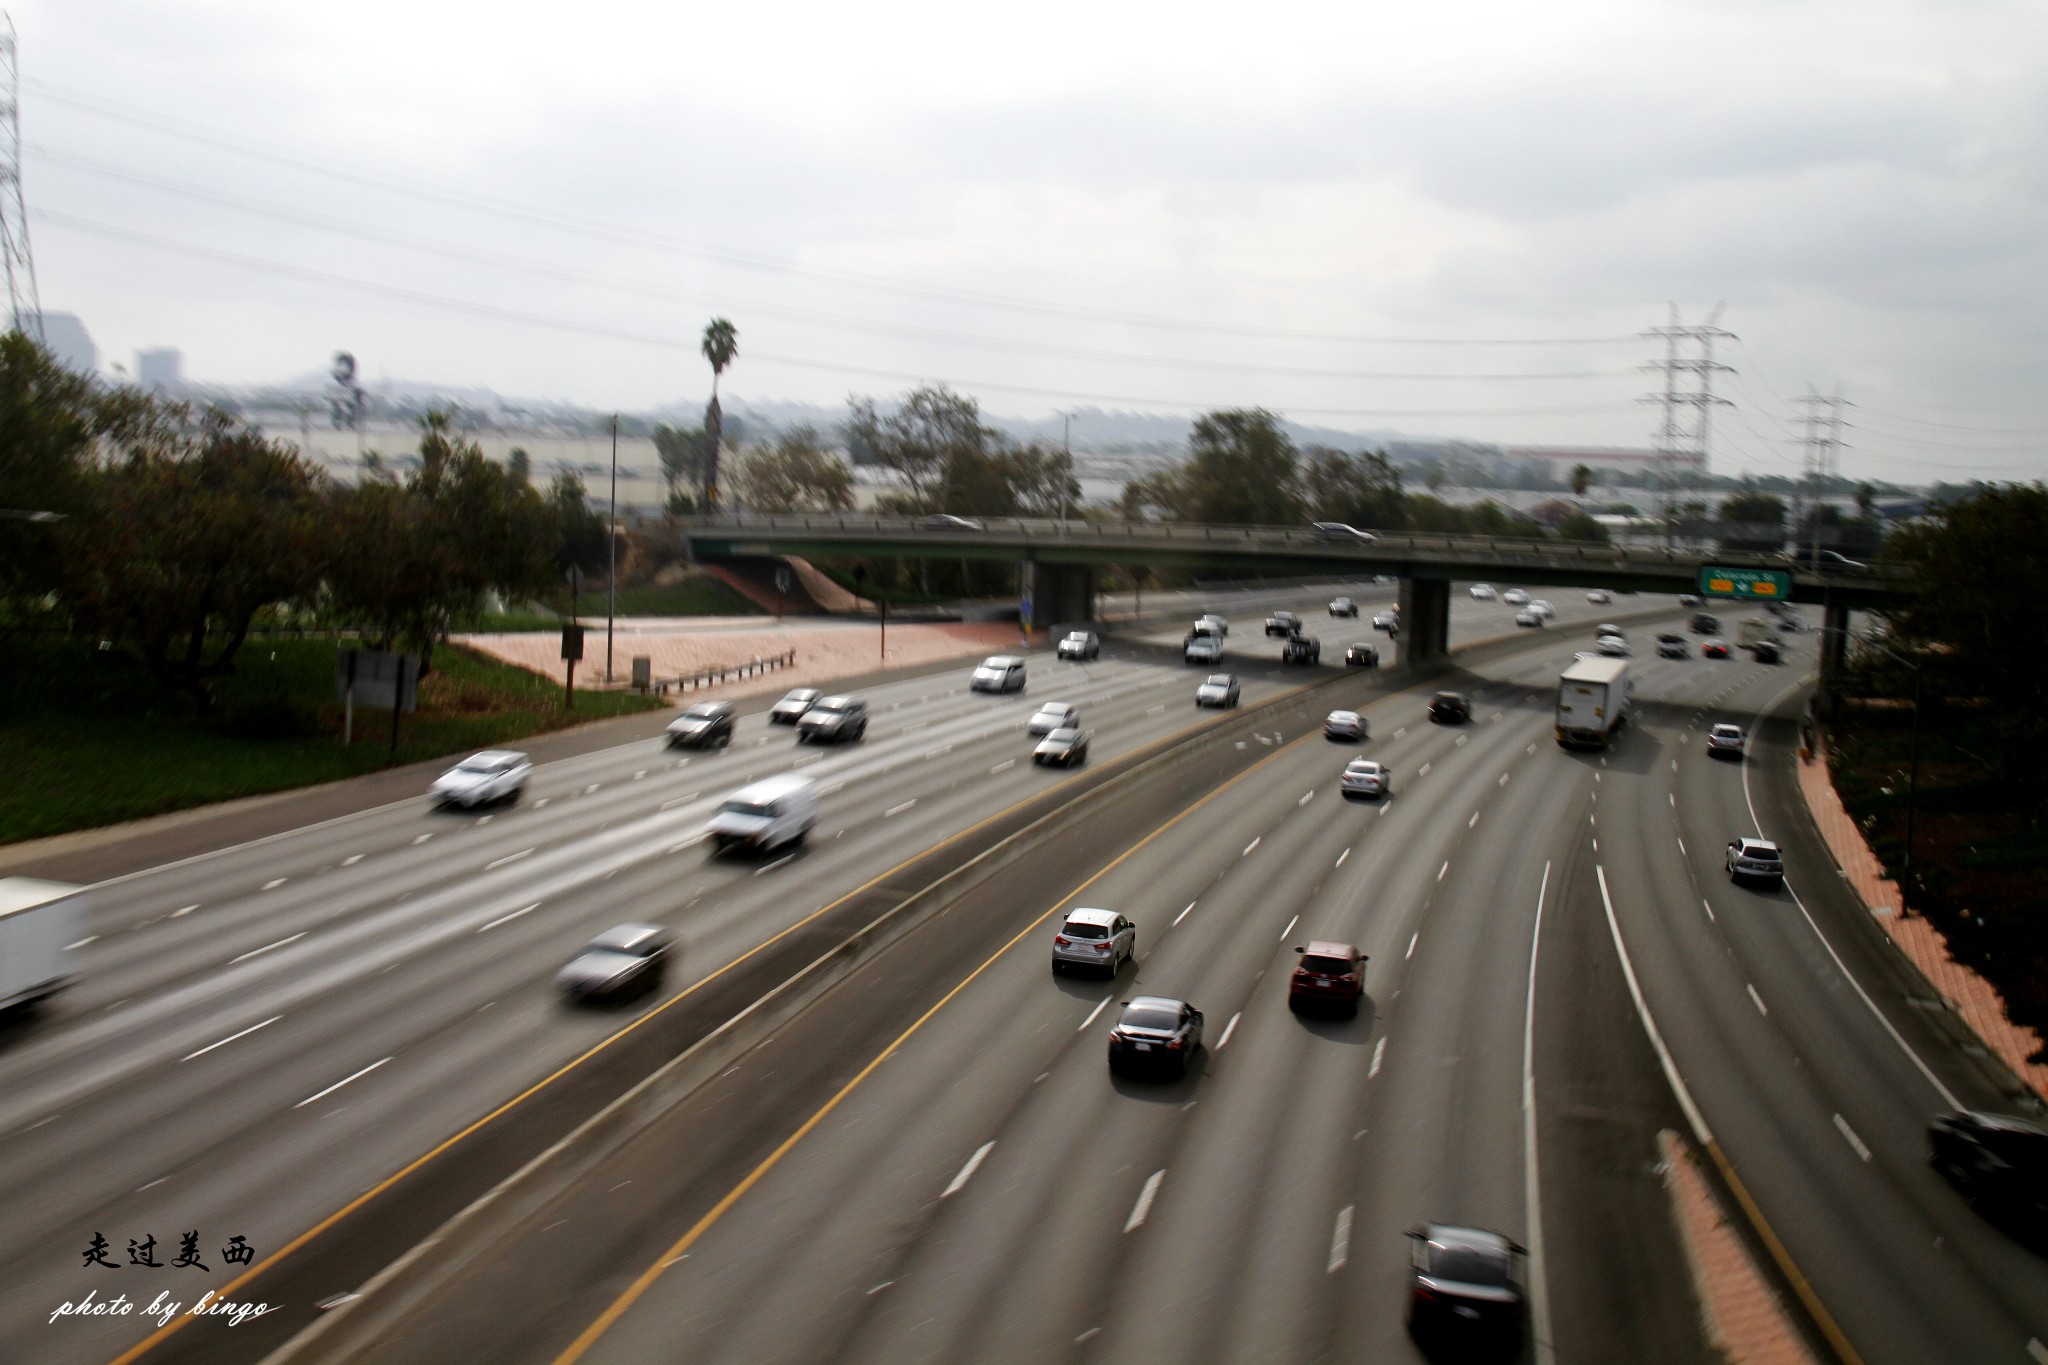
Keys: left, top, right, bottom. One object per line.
{"left": 606, "top": 414, "right": 619, "bottom": 681}
{"left": 1061, "top": 411, "right": 1075, "bottom": 522}
{"left": 1640, "top": 304, "right": 1735, "bottom": 547}
{"left": 1793, "top": 388, "right": 1851, "bottom": 566}
{"left": 0, "top": 14, "right": 44, "bottom": 341}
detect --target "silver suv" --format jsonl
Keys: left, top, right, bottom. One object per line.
{"left": 1726, "top": 837, "right": 1784, "bottom": 886}
{"left": 1051, "top": 908, "right": 1135, "bottom": 977}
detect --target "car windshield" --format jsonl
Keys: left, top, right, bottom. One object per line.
{"left": 1064, "top": 921, "right": 1108, "bottom": 939}
{"left": 456, "top": 756, "right": 513, "bottom": 774}
{"left": 1428, "top": 1246, "right": 1511, "bottom": 1287}
{"left": 811, "top": 704, "right": 852, "bottom": 717}
{"left": 1065, "top": 633, "right": 1087, "bottom": 643}
{"left": 1349, "top": 761, "right": 1381, "bottom": 775}
{"left": 1300, "top": 955, "right": 1351, "bottom": 974}
{"left": 779, "top": 690, "right": 818, "bottom": 705}
{"left": 1330, "top": 712, "right": 1358, "bottom": 723}
{"left": 1121, "top": 1006, "right": 1181, "bottom": 1031}
{"left": 683, "top": 704, "right": 724, "bottom": 720}
{"left": 1204, "top": 676, "right": 1232, "bottom": 686}
{"left": 719, "top": 800, "right": 773, "bottom": 818}
{"left": 1046, "top": 728, "right": 1080, "bottom": 743}
{"left": 1714, "top": 726, "right": 1742, "bottom": 737}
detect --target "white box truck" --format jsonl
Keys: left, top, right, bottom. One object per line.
{"left": 1556, "top": 657, "right": 1632, "bottom": 749}
{"left": 0, "top": 877, "right": 86, "bottom": 1014}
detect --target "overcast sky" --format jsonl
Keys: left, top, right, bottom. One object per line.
{"left": 11, "top": 0, "right": 2047, "bottom": 484}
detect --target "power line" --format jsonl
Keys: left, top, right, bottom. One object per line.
{"left": 25, "top": 77, "right": 1640, "bottom": 349}
{"left": 33, "top": 208, "right": 1639, "bottom": 421}
{"left": 28, "top": 146, "right": 1636, "bottom": 384}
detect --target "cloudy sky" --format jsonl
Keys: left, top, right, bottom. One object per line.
{"left": 12, "top": 0, "right": 2047, "bottom": 483}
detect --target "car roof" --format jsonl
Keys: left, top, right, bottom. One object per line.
{"left": 684, "top": 700, "right": 734, "bottom": 714}
{"left": 587, "top": 922, "right": 666, "bottom": 952}
{"left": 1434, "top": 690, "right": 1468, "bottom": 701}
{"left": 1202, "top": 674, "right": 1235, "bottom": 685}
{"left": 461, "top": 750, "right": 527, "bottom": 768}
{"left": 1328, "top": 709, "right": 1360, "bottom": 718}
{"left": 1416, "top": 1223, "right": 1517, "bottom": 1258}
{"left": 1126, "top": 995, "right": 1187, "bottom": 1011}
{"left": 725, "top": 773, "right": 820, "bottom": 804}
{"left": 1346, "top": 758, "right": 1382, "bottom": 771}
{"left": 1954, "top": 1110, "right": 2048, "bottom": 1137}
{"left": 1043, "top": 726, "right": 1084, "bottom": 741}
{"left": 980, "top": 655, "right": 1023, "bottom": 667}
{"left": 812, "top": 694, "right": 861, "bottom": 708}
{"left": 1036, "top": 701, "right": 1076, "bottom": 711}
{"left": 1065, "top": 907, "right": 1120, "bottom": 926}
{"left": 1737, "top": 837, "right": 1780, "bottom": 852}
{"left": 1712, "top": 723, "right": 1744, "bottom": 733}
{"left": 780, "top": 687, "right": 821, "bottom": 699}
{"left": 1063, "top": 629, "right": 1092, "bottom": 638}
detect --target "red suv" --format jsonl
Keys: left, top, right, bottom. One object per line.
{"left": 1289, "top": 941, "right": 1366, "bottom": 1017}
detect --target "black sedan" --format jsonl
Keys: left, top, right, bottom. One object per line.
{"left": 1346, "top": 642, "right": 1380, "bottom": 668}
{"left": 1032, "top": 726, "right": 1091, "bottom": 768}
{"left": 555, "top": 924, "right": 672, "bottom": 1002}
{"left": 665, "top": 700, "right": 735, "bottom": 749}
{"left": 1928, "top": 1111, "right": 2048, "bottom": 1230}
{"left": 1429, "top": 691, "right": 1472, "bottom": 724}
{"left": 1107, "top": 996, "right": 1203, "bottom": 1079}
{"left": 1407, "top": 1224, "right": 1527, "bottom": 1354}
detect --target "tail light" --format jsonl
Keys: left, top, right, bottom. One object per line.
{"left": 1094, "top": 942, "right": 1111, "bottom": 952}
{"left": 1166, "top": 1037, "right": 1185, "bottom": 1050}
{"left": 1054, "top": 936, "right": 1070, "bottom": 947}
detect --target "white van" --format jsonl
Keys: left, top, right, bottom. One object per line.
{"left": 705, "top": 774, "right": 819, "bottom": 856}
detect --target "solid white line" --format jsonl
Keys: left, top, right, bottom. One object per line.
{"left": 943, "top": 1141, "right": 996, "bottom": 1197}
{"left": 182, "top": 1015, "right": 281, "bottom": 1062}
{"left": 1406, "top": 932, "right": 1418, "bottom": 960}
{"left": 479, "top": 903, "right": 541, "bottom": 933}
{"left": 484, "top": 847, "right": 534, "bottom": 871}
{"left": 1328, "top": 1204, "right": 1354, "bottom": 1273}
{"left": 293, "top": 1056, "right": 391, "bottom": 1109}
{"left": 1335, "top": 849, "right": 1349, "bottom": 869}
{"left": 229, "top": 932, "right": 304, "bottom": 965}
{"left": 65, "top": 936, "right": 97, "bottom": 950}
{"left": 1833, "top": 1113, "right": 1871, "bottom": 1162}
{"left": 1523, "top": 862, "right": 1556, "bottom": 1365}
{"left": 989, "top": 760, "right": 1015, "bottom": 774}
{"left": 1747, "top": 984, "right": 1768, "bottom": 1016}
{"left": 1218, "top": 1012, "right": 1241, "bottom": 1049}
{"left": 1596, "top": 866, "right": 1713, "bottom": 1142}
{"left": 1279, "top": 915, "right": 1298, "bottom": 942}
{"left": 1298, "top": 790, "right": 1314, "bottom": 806}
{"left": 1369, "top": 1037, "right": 1386, "bottom": 1078}
{"left": 1125, "top": 1169, "right": 1165, "bottom": 1232}
{"left": 1243, "top": 837, "right": 1260, "bottom": 856}
{"left": 1737, "top": 678, "right": 1962, "bottom": 1110}
{"left": 1174, "top": 901, "right": 1195, "bottom": 925}
{"left": 885, "top": 800, "right": 917, "bottom": 817}
{"left": 261, "top": 877, "right": 288, "bottom": 891}
{"left": 1437, "top": 861, "right": 1449, "bottom": 881}
{"left": 1079, "top": 996, "right": 1112, "bottom": 1031}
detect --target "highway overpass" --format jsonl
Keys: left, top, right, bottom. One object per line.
{"left": 678, "top": 513, "right": 1912, "bottom": 670}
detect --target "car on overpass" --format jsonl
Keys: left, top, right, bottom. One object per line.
{"left": 1265, "top": 610, "right": 1302, "bottom": 637}
{"left": 1311, "top": 521, "right": 1377, "bottom": 542}
{"left": 1469, "top": 583, "right": 1496, "bottom": 600}
{"left": 1329, "top": 596, "right": 1359, "bottom": 617}
{"left": 1056, "top": 630, "right": 1100, "bottom": 661}
{"left": 1346, "top": 642, "right": 1380, "bottom": 668}
{"left": 1107, "top": 996, "right": 1204, "bottom": 1079}
{"left": 1406, "top": 1224, "right": 1528, "bottom": 1354}
{"left": 917, "top": 513, "right": 984, "bottom": 531}
{"left": 1195, "top": 673, "right": 1240, "bottom": 707}
{"left": 1289, "top": 941, "right": 1365, "bottom": 1017}
{"left": 1281, "top": 635, "right": 1322, "bottom": 664}
{"left": 1051, "top": 908, "right": 1134, "bottom": 977}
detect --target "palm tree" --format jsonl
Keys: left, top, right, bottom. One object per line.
{"left": 700, "top": 318, "right": 739, "bottom": 510}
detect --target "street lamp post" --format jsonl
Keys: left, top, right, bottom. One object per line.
{"left": 606, "top": 415, "right": 619, "bottom": 682}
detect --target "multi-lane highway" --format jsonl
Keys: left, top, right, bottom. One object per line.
{"left": 1, "top": 580, "right": 1628, "bottom": 1365}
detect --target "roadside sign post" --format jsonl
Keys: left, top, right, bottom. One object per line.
{"left": 1698, "top": 565, "right": 1792, "bottom": 602}
{"left": 775, "top": 565, "right": 791, "bottom": 621}
{"left": 334, "top": 650, "right": 417, "bottom": 752}
{"left": 561, "top": 624, "right": 585, "bottom": 709}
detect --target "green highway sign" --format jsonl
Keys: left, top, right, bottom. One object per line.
{"left": 1699, "top": 565, "right": 1792, "bottom": 601}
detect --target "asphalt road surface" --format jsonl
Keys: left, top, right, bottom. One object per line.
{"left": 1, "top": 581, "right": 1640, "bottom": 1365}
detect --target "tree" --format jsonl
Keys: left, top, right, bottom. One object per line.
{"left": 1179, "top": 408, "right": 1301, "bottom": 526}
{"left": 1717, "top": 491, "right": 1786, "bottom": 552}
{"left": 700, "top": 318, "right": 738, "bottom": 510}
{"left": 1571, "top": 463, "right": 1594, "bottom": 499}
{"left": 507, "top": 447, "right": 531, "bottom": 484}
{"left": 1302, "top": 446, "right": 1404, "bottom": 530}
{"left": 65, "top": 411, "right": 328, "bottom": 707}
{"left": 843, "top": 384, "right": 1000, "bottom": 514}
{"left": 995, "top": 443, "right": 1081, "bottom": 519}
{"left": 1556, "top": 509, "right": 1610, "bottom": 543}
{"left": 653, "top": 424, "right": 705, "bottom": 503}
{"left": 728, "top": 426, "right": 854, "bottom": 512}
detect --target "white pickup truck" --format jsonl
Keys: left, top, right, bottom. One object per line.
{"left": 0, "top": 878, "right": 85, "bottom": 1014}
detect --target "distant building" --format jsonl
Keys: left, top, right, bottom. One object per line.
{"left": 32, "top": 312, "right": 97, "bottom": 375}
{"left": 136, "top": 347, "right": 183, "bottom": 391}
{"left": 1505, "top": 445, "right": 1707, "bottom": 482}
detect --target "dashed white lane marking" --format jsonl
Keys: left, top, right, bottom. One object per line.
{"left": 2025, "top": 1339, "right": 2048, "bottom": 1365}
{"left": 634, "top": 770, "right": 647, "bottom": 780}
{"left": 665, "top": 834, "right": 706, "bottom": 854}
{"left": 293, "top": 1057, "right": 391, "bottom": 1109}
{"left": 181, "top": 1015, "right": 281, "bottom": 1062}
{"left": 1833, "top": 1113, "right": 1871, "bottom": 1162}
{"left": 1456, "top": 735, "right": 1469, "bottom": 747}
{"left": 1279, "top": 915, "right": 1298, "bottom": 942}
{"left": 1328, "top": 1205, "right": 1354, "bottom": 1273}
{"left": 479, "top": 903, "right": 541, "bottom": 933}
{"left": 661, "top": 792, "right": 701, "bottom": 810}
{"left": 1124, "top": 1169, "right": 1166, "bottom": 1232}
{"left": 229, "top": 932, "right": 304, "bottom": 965}
{"left": 1702, "top": 897, "right": 1716, "bottom": 923}
{"left": 1676, "top": 837, "right": 1686, "bottom": 856}
{"left": 1298, "top": 790, "right": 1314, "bottom": 806}
{"left": 1218, "top": 1013, "right": 1241, "bottom": 1049}
{"left": 1406, "top": 932, "right": 1419, "bottom": 960}
{"left": 1369, "top": 1038, "right": 1386, "bottom": 1077}
{"left": 1527, "top": 742, "right": 1537, "bottom": 754}
{"left": 341, "top": 854, "right": 365, "bottom": 867}
{"left": 585, "top": 784, "right": 601, "bottom": 794}
{"left": 821, "top": 781, "right": 846, "bottom": 796}
{"left": 924, "top": 745, "right": 953, "bottom": 760}
{"left": 1468, "top": 811, "right": 1480, "bottom": 829}
{"left": 1394, "top": 728, "right": 1406, "bottom": 739}
{"left": 485, "top": 847, "right": 535, "bottom": 871}
{"left": 1499, "top": 772, "right": 1510, "bottom": 787}
{"left": 990, "top": 759, "right": 1015, "bottom": 774}
{"left": 1437, "top": 861, "right": 1449, "bottom": 882}
{"left": 262, "top": 877, "right": 288, "bottom": 890}
{"left": 534, "top": 798, "right": 550, "bottom": 808}
{"left": 1080, "top": 997, "right": 1112, "bottom": 1031}
{"left": 1747, "top": 984, "right": 1768, "bottom": 1016}
{"left": 942, "top": 1141, "right": 996, "bottom": 1197}
{"left": 867, "top": 1280, "right": 893, "bottom": 1296}
{"left": 1146, "top": 704, "right": 1165, "bottom": 716}
{"left": 1175, "top": 901, "right": 1196, "bottom": 925}
{"left": 885, "top": 800, "right": 917, "bottom": 818}
{"left": 411, "top": 834, "right": 433, "bottom": 845}
{"left": 1419, "top": 762, "right": 1432, "bottom": 776}
{"left": 65, "top": 936, "right": 97, "bottom": 950}
{"left": 754, "top": 855, "right": 794, "bottom": 876}
{"left": 1335, "top": 849, "right": 1349, "bottom": 869}
{"left": 171, "top": 903, "right": 200, "bottom": 918}
{"left": 1243, "top": 837, "right": 1261, "bottom": 856}
{"left": 1670, "top": 793, "right": 1676, "bottom": 807}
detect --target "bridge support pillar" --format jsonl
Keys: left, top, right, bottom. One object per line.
{"left": 1023, "top": 561, "right": 1095, "bottom": 631}
{"left": 1818, "top": 599, "right": 1851, "bottom": 710}
{"left": 1398, "top": 576, "right": 1451, "bottom": 666}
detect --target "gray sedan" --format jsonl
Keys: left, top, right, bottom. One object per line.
{"left": 555, "top": 924, "right": 672, "bottom": 1002}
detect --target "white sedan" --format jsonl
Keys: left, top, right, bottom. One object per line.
{"left": 1340, "top": 758, "right": 1390, "bottom": 798}
{"left": 430, "top": 750, "right": 532, "bottom": 808}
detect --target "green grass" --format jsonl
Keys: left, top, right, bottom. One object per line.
{"left": 0, "top": 637, "right": 663, "bottom": 844}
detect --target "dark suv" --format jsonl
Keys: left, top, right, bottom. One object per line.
{"left": 1265, "top": 611, "right": 1302, "bottom": 637}
{"left": 795, "top": 695, "right": 869, "bottom": 744}
{"left": 1690, "top": 612, "right": 1722, "bottom": 634}
{"left": 1289, "top": 941, "right": 1365, "bottom": 1017}
{"left": 1281, "top": 635, "right": 1322, "bottom": 664}
{"left": 1429, "top": 691, "right": 1472, "bottom": 724}
{"left": 1927, "top": 1111, "right": 2048, "bottom": 1230}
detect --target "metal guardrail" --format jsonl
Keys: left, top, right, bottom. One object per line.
{"left": 674, "top": 513, "right": 1910, "bottom": 592}
{"left": 650, "top": 648, "right": 797, "bottom": 697}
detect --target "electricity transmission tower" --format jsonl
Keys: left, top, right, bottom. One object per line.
{"left": 0, "top": 12, "right": 40, "bottom": 341}
{"left": 1640, "top": 304, "right": 1734, "bottom": 544}
{"left": 1792, "top": 387, "right": 1851, "bottom": 565}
